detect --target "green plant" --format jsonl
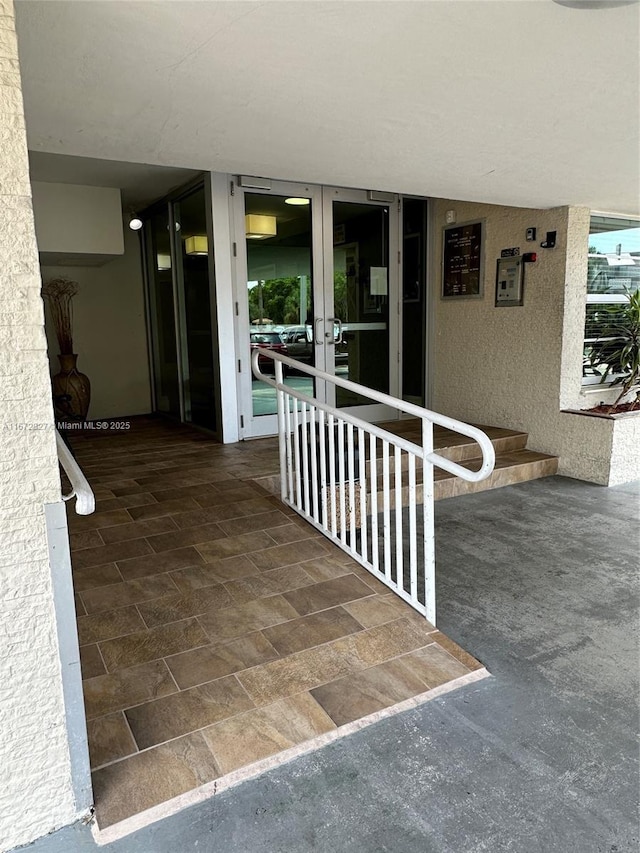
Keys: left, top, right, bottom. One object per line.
{"left": 589, "top": 288, "right": 640, "bottom": 411}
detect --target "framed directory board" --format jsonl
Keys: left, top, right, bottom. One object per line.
{"left": 442, "top": 220, "right": 484, "bottom": 298}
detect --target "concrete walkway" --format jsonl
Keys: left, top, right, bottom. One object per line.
{"left": 20, "top": 477, "right": 639, "bottom": 852}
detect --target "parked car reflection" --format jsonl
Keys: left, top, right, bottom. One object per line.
{"left": 279, "top": 323, "right": 348, "bottom": 369}
{"left": 249, "top": 331, "right": 288, "bottom": 374}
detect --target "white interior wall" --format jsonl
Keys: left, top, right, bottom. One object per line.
{"left": 31, "top": 181, "right": 124, "bottom": 257}
{"left": 430, "top": 199, "right": 625, "bottom": 483}
{"left": 41, "top": 227, "right": 152, "bottom": 420}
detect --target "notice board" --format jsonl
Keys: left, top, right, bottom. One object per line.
{"left": 442, "top": 221, "right": 483, "bottom": 297}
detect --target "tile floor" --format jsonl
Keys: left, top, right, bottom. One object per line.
{"left": 64, "top": 417, "right": 483, "bottom": 829}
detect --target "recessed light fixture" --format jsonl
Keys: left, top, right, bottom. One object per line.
{"left": 245, "top": 214, "right": 277, "bottom": 240}
{"left": 284, "top": 197, "right": 310, "bottom": 206}
{"left": 128, "top": 214, "right": 143, "bottom": 231}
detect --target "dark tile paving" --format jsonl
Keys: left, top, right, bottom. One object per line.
{"left": 81, "top": 574, "right": 180, "bottom": 615}
{"left": 116, "top": 546, "right": 205, "bottom": 581}
{"left": 83, "top": 660, "right": 179, "bottom": 719}
{"left": 73, "top": 563, "right": 122, "bottom": 593}
{"left": 99, "top": 618, "right": 209, "bottom": 672}
{"left": 80, "top": 644, "right": 107, "bottom": 679}
{"left": 282, "top": 574, "right": 374, "bottom": 616}
{"left": 64, "top": 417, "right": 477, "bottom": 829}
{"left": 71, "top": 538, "right": 152, "bottom": 571}
{"left": 124, "top": 675, "right": 255, "bottom": 749}
{"left": 91, "top": 732, "right": 219, "bottom": 827}
{"left": 86, "top": 713, "right": 137, "bottom": 769}
{"left": 165, "top": 632, "right": 280, "bottom": 690}
{"left": 262, "top": 606, "right": 363, "bottom": 656}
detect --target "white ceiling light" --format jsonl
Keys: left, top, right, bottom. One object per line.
{"left": 245, "top": 213, "right": 277, "bottom": 240}
{"left": 285, "top": 197, "right": 310, "bottom": 206}
{"left": 552, "top": 0, "right": 639, "bottom": 8}
{"left": 128, "top": 214, "right": 143, "bottom": 231}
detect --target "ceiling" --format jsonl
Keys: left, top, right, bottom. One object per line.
{"left": 15, "top": 0, "right": 640, "bottom": 215}
{"left": 28, "top": 152, "right": 200, "bottom": 209}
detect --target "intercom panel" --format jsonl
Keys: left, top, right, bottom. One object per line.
{"left": 495, "top": 256, "right": 524, "bottom": 306}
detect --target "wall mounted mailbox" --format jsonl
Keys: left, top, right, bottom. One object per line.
{"left": 495, "top": 255, "right": 524, "bottom": 306}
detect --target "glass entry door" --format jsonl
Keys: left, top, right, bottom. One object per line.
{"left": 234, "top": 181, "right": 324, "bottom": 438}
{"left": 321, "top": 187, "right": 399, "bottom": 422}
{"left": 235, "top": 182, "right": 399, "bottom": 438}
{"left": 144, "top": 181, "right": 221, "bottom": 436}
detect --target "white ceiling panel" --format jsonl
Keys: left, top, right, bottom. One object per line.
{"left": 14, "top": 0, "right": 640, "bottom": 213}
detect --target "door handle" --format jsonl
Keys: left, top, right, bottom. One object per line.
{"left": 314, "top": 318, "right": 324, "bottom": 345}
{"left": 329, "top": 318, "right": 343, "bottom": 344}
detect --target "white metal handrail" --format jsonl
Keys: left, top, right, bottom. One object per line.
{"left": 251, "top": 349, "right": 495, "bottom": 625}
{"left": 55, "top": 430, "right": 95, "bottom": 515}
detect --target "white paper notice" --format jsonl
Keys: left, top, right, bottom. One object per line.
{"left": 370, "top": 266, "right": 388, "bottom": 295}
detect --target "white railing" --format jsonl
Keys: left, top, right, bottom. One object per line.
{"left": 251, "top": 350, "right": 495, "bottom": 625}
{"left": 55, "top": 430, "right": 95, "bottom": 515}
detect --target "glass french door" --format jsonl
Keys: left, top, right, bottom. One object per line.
{"left": 235, "top": 182, "right": 399, "bottom": 438}
{"left": 321, "top": 187, "right": 399, "bottom": 422}
{"left": 234, "top": 181, "right": 323, "bottom": 438}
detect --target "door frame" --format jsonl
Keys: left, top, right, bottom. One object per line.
{"left": 141, "top": 175, "right": 224, "bottom": 440}
{"left": 232, "top": 178, "right": 325, "bottom": 439}
{"left": 321, "top": 185, "right": 400, "bottom": 424}
{"left": 233, "top": 180, "right": 402, "bottom": 438}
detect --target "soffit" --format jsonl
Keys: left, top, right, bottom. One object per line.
{"left": 28, "top": 152, "right": 200, "bottom": 209}
{"left": 14, "top": 0, "right": 640, "bottom": 214}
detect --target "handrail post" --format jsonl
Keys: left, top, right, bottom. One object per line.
{"left": 422, "top": 416, "right": 436, "bottom": 625}
{"left": 274, "top": 358, "right": 287, "bottom": 503}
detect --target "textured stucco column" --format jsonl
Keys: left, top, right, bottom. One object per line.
{"left": 0, "top": 2, "right": 80, "bottom": 848}
{"left": 430, "top": 198, "right": 635, "bottom": 483}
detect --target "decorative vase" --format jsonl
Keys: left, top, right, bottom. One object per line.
{"left": 52, "top": 354, "right": 91, "bottom": 421}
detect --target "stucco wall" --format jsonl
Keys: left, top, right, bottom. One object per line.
{"left": 0, "top": 3, "right": 79, "bottom": 848}
{"left": 41, "top": 227, "right": 152, "bottom": 419}
{"left": 609, "top": 417, "right": 640, "bottom": 487}
{"left": 430, "top": 199, "right": 622, "bottom": 482}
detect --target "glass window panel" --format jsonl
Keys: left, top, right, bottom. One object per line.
{"left": 333, "top": 201, "right": 389, "bottom": 408}
{"left": 175, "top": 186, "right": 217, "bottom": 430}
{"left": 146, "top": 209, "right": 180, "bottom": 416}
{"left": 244, "top": 193, "right": 314, "bottom": 417}
{"left": 583, "top": 217, "right": 640, "bottom": 385}
{"left": 402, "top": 198, "right": 427, "bottom": 406}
